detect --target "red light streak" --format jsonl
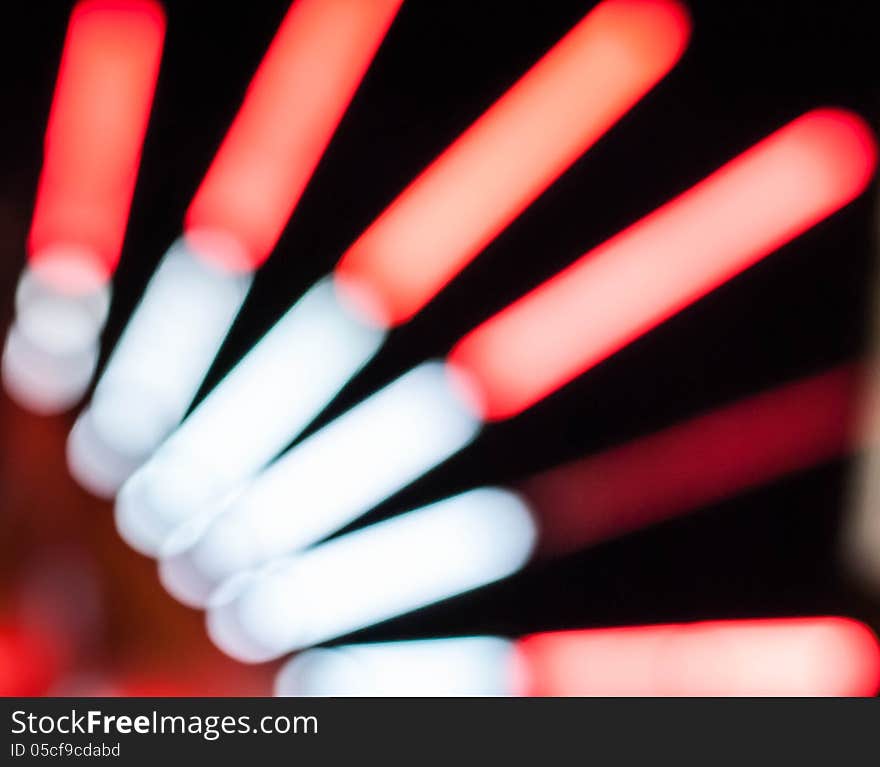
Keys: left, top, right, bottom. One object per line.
{"left": 449, "top": 109, "right": 877, "bottom": 420}
{"left": 334, "top": 0, "right": 691, "bottom": 327}
{"left": 516, "top": 618, "right": 880, "bottom": 696}
{"left": 184, "top": 0, "right": 402, "bottom": 272}
{"left": 525, "top": 365, "right": 859, "bottom": 556}
{"left": 28, "top": 0, "right": 165, "bottom": 294}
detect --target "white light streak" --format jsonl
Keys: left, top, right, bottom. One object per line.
{"left": 1, "top": 265, "right": 110, "bottom": 414}
{"left": 115, "top": 276, "right": 386, "bottom": 555}
{"left": 66, "top": 238, "right": 251, "bottom": 497}
{"left": 206, "top": 488, "right": 537, "bottom": 661}
{"left": 159, "top": 360, "right": 482, "bottom": 606}
{"left": 274, "top": 636, "right": 519, "bottom": 696}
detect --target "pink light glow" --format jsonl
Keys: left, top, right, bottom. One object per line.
{"left": 449, "top": 110, "right": 877, "bottom": 420}
{"left": 516, "top": 618, "right": 880, "bottom": 696}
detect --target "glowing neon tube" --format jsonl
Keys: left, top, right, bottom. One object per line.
{"left": 528, "top": 364, "right": 857, "bottom": 556}
{"left": 177, "top": 364, "right": 856, "bottom": 627}
{"left": 333, "top": 0, "right": 691, "bottom": 325}
{"left": 275, "top": 619, "right": 880, "bottom": 696}
{"left": 206, "top": 489, "right": 537, "bottom": 662}
{"left": 162, "top": 109, "right": 876, "bottom": 604}
{"left": 449, "top": 109, "right": 877, "bottom": 419}
{"left": 116, "top": 0, "right": 690, "bottom": 550}
{"left": 67, "top": 0, "right": 402, "bottom": 497}
{"left": 1, "top": 0, "right": 165, "bottom": 414}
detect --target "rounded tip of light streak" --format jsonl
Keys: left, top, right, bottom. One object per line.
{"left": 599, "top": 0, "right": 692, "bottom": 61}
{"left": 3, "top": 266, "right": 109, "bottom": 415}
{"left": 273, "top": 648, "right": 361, "bottom": 696}
{"left": 206, "top": 581, "right": 282, "bottom": 664}
{"left": 2, "top": 324, "right": 99, "bottom": 415}
{"left": 158, "top": 512, "right": 263, "bottom": 607}
{"left": 114, "top": 470, "right": 170, "bottom": 556}
{"left": 158, "top": 547, "right": 221, "bottom": 609}
{"left": 793, "top": 108, "right": 878, "bottom": 196}
{"left": 67, "top": 383, "right": 182, "bottom": 499}
{"left": 67, "top": 410, "right": 137, "bottom": 498}
{"left": 819, "top": 617, "right": 880, "bottom": 696}
{"left": 67, "top": 400, "right": 167, "bottom": 499}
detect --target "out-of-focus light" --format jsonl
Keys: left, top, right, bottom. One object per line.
{"left": 68, "top": 241, "right": 251, "bottom": 497}
{"left": 205, "top": 488, "right": 537, "bottom": 662}
{"left": 334, "top": 0, "right": 691, "bottom": 326}
{"left": 185, "top": 0, "right": 403, "bottom": 271}
{"left": 526, "top": 365, "right": 858, "bottom": 556}
{"left": 118, "top": 0, "right": 689, "bottom": 555}
{"left": 846, "top": 391, "right": 880, "bottom": 587}
{"left": 69, "top": 0, "right": 400, "bottom": 495}
{"left": 115, "top": 278, "right": 385, "bottom": 554}
{"left": 174, "top": 364, "right": 860, "bottom": 608}
{"left": 3, "top": 0, "right": 165, "bottom": 413}
{"left": 843, "top": 272, "right": 880, "bottom": 587}
{"left": 449, "top": 109, "right": 878, "bottom": 419}
{"left": 160, "top": 362, "right": 481, "bottom": 605}
{"left": 0, "top": 623, "right": 63, "bottom": 696}
{"left": 275, "top": 637, "right": 518, "bottom": 696}
{"left": 2, "top": 322, "right": 101, "bottom": 415}
{"left": 2, "top": 265, "right": 109, "bottom": 413}
{"left": 160, "top": 110, "right": 876, "bottom": 602}
{"left": 212, "top": 368, "right": 861, "bottom": 662}
{"left": 517, "top": 618, "right": 880, "bottom": 696}
{"left": 28, "top": 0, "right": 165, "bottom": 288}
{"left": 276, "top": 618, "right": 880, "bottom": 696}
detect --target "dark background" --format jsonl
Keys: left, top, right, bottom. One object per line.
{"left": 1, "top": 0, "right": 878, "bottom": 692}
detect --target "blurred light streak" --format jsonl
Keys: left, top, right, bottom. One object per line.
{"left": 526, "top": 364, "right": 859, "bottom": 556}
{"left": 185, "top": 0, "right": 403, "bottom": 270}
{"left": 517, "top": 618, "right": 880, "bottom": 696}
{"left": 0, "top": 622, "right": 64, "bottom": 696}
{"left": 69, "top": 0, "right": 401, "bottom": 495}
{"left": 160, "top": 362, "right": 481, "bottom": 604}
{"left": 449, "top": 109, "right": 878, "bottom": 419}
{"left": 207, "top": 365, "right": 858, "bottom": 657}
{"left": 68, "top": 241, "right": 251, "bottom": 497}
{"left": 118, "top": 0, "right": 689, "bottom": 554}
{"left": 334, "top": 0, "right": 691, "bottom": 326}
{"left": 28, "top": 0, "right": 165, "bottom": 286}
{"left": 163, "top": 110, "right": 875, "bottom": 604}
{"left": 205, "top": 489, "right": 536, "bottom": 662}
{"left": 276, "top": 618, "right": 880, "bottom": 696}
{"left": 275, "top": 637, "right": 518, "bottom": 696}
{"left": 114, "top": 278, "right": 385, "bottom": 554}
{"left": 2, "top": 0, "right": 165, "bottom": 413}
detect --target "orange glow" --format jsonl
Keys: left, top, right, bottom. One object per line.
{"left": 526, "top": 365, "right": 859, "bottom": 556}
{"left": 516, "top": 618, "right": 880, "bottom": 696}
{"left": 334, "top": 0, "right": 691, "bottom": 327}
{"left": 28, "top": 0, "right": 165, "bottom": 294}
{"left": 184, "top": 0, "right": 402, "bottom": 272}
{"left": 449, "top": 109, "right": 877, "bottom": 420}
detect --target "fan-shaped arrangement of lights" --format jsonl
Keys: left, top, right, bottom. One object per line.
{"left": 3, "top": 0, "right": 880, "bottom": 696}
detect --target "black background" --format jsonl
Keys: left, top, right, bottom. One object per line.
{"left": 1, "top": 0, "right": 879, "bottom": 668}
